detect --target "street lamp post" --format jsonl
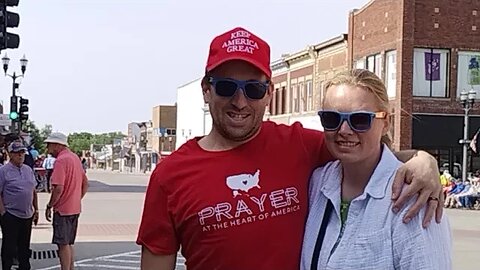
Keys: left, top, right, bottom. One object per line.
{"left": 1, "top": 53, "right": 28, "bottom": 133}
{"left": 459, "top": 89, "right": 476, "bottom": 182}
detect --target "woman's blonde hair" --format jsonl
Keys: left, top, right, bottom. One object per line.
{"left": 323, "top": 69, "right": 392, "bottom": 148}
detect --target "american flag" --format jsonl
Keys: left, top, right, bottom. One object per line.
{"left": 470, "top": 128, "right": 480, "bottom": 153}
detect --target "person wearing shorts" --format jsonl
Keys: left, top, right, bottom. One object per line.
{"left": 44, "top": 132, "right": 89, "bottom": 270}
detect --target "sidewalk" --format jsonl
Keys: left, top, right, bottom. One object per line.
{"left": 86, "top": 168, "right": 151, "bottom": 177}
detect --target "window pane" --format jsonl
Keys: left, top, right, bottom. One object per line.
{"left": 291, "top": 84, "right": 297, "bottom": 113}
{"left": 355, "top": 58, "right": 365, "bottom": 69}
{"left": 367, "top": 56, "right": 375, "bottom": 73}
{"left": 413, "top": 48, "right": 449, "bottom": 97}
{"left": 374, "top": 54, "right": 382, "bottom": 79}
{"left": 457, "top": 51, "right": 480, "bottom": 98}
{"left": 386, "top": 50, "right": 397, "bottom": 98}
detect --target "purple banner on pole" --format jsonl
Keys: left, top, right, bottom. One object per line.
{"left": 425, "top": 52, "right": 441, "bottom": 81}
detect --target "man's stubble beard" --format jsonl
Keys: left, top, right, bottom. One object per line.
{"left": 214, "top": 114, "right": 263, "bottom": 143}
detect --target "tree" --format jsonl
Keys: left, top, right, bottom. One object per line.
{"left": 23, "top": 121, "right": 53, "bottom": 154}
{"left": 67, "top": 131, "right": 126, "bottom": 156}
{"left": 68, "top": 132, "right": 94, "bottom": 156}
{"left": 40, "top": 124, "right": 53, "bottom": 141}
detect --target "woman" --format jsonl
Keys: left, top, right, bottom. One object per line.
{"left": 301, "top": 69, "right": 452, "bottom": 269}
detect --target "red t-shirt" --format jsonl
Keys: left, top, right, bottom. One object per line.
{"left": 137, "top": 121, "right": 332, "bottom": 270}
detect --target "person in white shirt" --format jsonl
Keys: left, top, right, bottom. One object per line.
{"left": 301, "top": 69, "right": 452, "bottom": 270}
{"left": 42, "top": 154, "right": 56, "bottom": 193}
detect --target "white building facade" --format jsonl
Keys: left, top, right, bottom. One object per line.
{"left": 176, "top": 78, "right": 212, "bottom": 149}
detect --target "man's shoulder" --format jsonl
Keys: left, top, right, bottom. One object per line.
{"left": 57, "top": 150, "right": 77, "bottom": 162}
{"left": 149, "top": 140, "right": 209, "bottom": 188}
{"left": 21, "top": 164, "right": 33, "bottom": 172}
{"left": 154, "top": 142, "right": 196, "bottom": 172}
{"left": 262, "top": 120, "right": 324, "bottom": 139}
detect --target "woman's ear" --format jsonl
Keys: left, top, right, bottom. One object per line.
{"left": 382, "top": 113, "right": 391, "bottom": 135}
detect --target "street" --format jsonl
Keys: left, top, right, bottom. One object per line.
{"left": 30, "top": 170, "right": 186, "bottom": 270}
{"left": 28, "top": 170, "right": 479, "bottom": 270}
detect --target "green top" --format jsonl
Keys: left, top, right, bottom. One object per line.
{"left": 331, "top": 199, "right": 352, "bottom": 254}
{"left": 340, "top": 199, "right": 350, "bottom": 225}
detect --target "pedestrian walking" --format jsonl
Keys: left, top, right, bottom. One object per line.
{"left": 0, "top": 141, "right": 39, "bottom": 270}
{"left": 44, "top": 132, "right": 89, "bottom": 270}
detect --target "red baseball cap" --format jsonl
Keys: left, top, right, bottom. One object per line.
{"left": 205, "top": 27, "right": 272, "bottom": 78}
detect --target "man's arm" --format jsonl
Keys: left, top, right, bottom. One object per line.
{"left": 0, "top": 196, "right": 5, "bottom": 215}
{"left": 141, "top": 246, "right": 176, "bottom": 270}
{"left": 33, "top": 189, "right": 38, "bottom": 212}
{"left": 137, "top": 167, "right": 180, "bottom": 268}
{"left": 33, "top": 189, "right": 39, "bottom": 225}
{"left": 81, "top": 173, "right": 88, "bottom": 199}
{"left": 393, "top": 150, "right": 421, "bottom": 163}
{"left": 391, "top": 150, "right": 443, "bottom": 227}
{"left": 0, "top": 170, "right": 6, "bottom": 215}
{"left": 47, "top": 184, "right": 64, "bottom": 207}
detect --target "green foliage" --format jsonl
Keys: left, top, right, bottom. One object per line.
{"left": 67, "top": 131, "right": 126, "bottom": 156}
{"left": 22, "top": 120, "right": 125, "bottom": 156}
{"left": 23, "top": 121, "right": 52, "bottom": 154}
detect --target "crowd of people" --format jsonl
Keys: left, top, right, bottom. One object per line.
{"left": 0, "top": 132, "right": 89, "bottom": 270}
{"left": 442, "top": 169, "right": 480, "bottom": 210}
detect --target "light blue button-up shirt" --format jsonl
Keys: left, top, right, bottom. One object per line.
{"left": 301, "top": 146, "right": 452, "bottom": 270}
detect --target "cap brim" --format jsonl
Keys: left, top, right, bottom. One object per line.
{"left": 10, "top": 148, "right": 27, "bottom": 153}
{"left": 206, "top": 55, "right": 271, "bottom": 78}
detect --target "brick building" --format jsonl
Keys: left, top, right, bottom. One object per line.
{"left": 267, "top": 35, "right": 348, "bottom": 130}
{"left": 349, "top": 0, "right": 480, "bottom": 176}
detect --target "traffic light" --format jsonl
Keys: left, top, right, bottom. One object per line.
{"left": 19, "top": 96, "right": 28, "bottom": 121}
{"left": 9, "top": 94, "right": 17, "bottom": 120}
{"left": 0, "top": 0, "right": 20, "bottom": 50}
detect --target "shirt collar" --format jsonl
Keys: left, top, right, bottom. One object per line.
{"left": 57, "top": 148, "right": 69, "bottom": 157}
{"left": 321, "top": 145, "right": 402, "bottom": 201}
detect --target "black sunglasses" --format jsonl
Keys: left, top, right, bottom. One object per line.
{"left": 318, "top": 110, "right": 387, "bottom": 132}
{"left": 208, "top": 77, "right": 269, "bottom": 100}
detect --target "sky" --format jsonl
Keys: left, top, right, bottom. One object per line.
{"left": 0, "top": 0, "right": 370, "bottom": 135}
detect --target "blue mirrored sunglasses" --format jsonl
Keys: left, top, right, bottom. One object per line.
{"left": 318, "top": 110, "right": 387, "bottom": 132}
{"left": 208, "top": 77, "right": 269, "bottom": 100}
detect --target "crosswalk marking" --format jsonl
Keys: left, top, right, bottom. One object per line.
{"left": 123, "top": 254, "right": 141, "bottom": 258}
{"left": 75, "top": 264, "right": 139, "bottom": 270}
{"left": 37, "top": 250, "right": 186, "bottom": 270}
{"left": 100, "top": 258, "right": 139, "bottom": 264}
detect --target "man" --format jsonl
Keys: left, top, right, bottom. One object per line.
{"left": 42, "top": 153, "right": 56, "bottom": 193}
{"left": 19, "top": 133, "right": 35, "bottom": 169}
{"left": 137, "top": 27, "right": 443, "bottom": 270}
{"left": 0, "top": 141, "right": 39, "bottom": 270}
{"left": 44, "top": 132, "right": 89, "bottom": 270}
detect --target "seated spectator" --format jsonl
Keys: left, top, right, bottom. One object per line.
{"left": 443, "top": 179, "right": 455, "bottom": 198}
{"left": 440, "top": 169, "right": 452, "bottom": 187}
{"left": 444, "top": 179, "right": 466, "bottom": 208}
{"left": 455, "top": 180, "right": 477, "bottom": 208}
{"left": 461, "top": 178, "right": 480, "bottom": 209}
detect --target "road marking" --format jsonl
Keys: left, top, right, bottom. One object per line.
{"left": 36, "top": 250, "right": 141, "bottom": 270}
{"left": 101, "top": 258, "right": 139, "bottom": 264}
{"left": 123, "top": 254, "right": 141, "bottom": 258}
{"left": 36, "top": 250, "right": 186, "bottom": 270}
{"left": 75, "top": 264, "right": 138, "bottom": 269}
